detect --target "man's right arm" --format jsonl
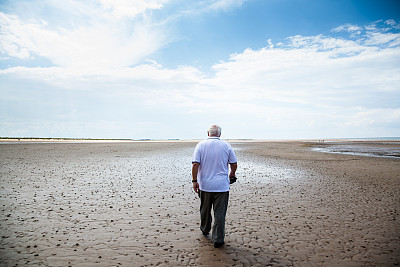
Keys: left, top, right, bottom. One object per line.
{"left": 192, "top": 162, "right": 200, "bottom": 193}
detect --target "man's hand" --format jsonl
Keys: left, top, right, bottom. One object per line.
{"left": 229, "top": 163, "right": 237, "bottom": 178}
{"left": 193, "top": 182, "right": 199, "bottom": 193}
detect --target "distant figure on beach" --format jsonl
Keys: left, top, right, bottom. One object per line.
{"left": 192, "top": 125, "right": 238, "bottom": 248}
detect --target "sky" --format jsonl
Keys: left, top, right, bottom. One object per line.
{"left": 0, "top": 0, "right": 399, "bottom": 140}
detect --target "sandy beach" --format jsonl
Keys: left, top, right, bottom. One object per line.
{"left": 0, "top": 141, "right": 399, "bottom": 266}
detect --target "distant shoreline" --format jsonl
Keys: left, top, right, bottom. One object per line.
{"left": 1, "top": 137, "right": 399, "bottom": 143}
{"left": 0, "top": 137, "right": 190, "bottom": 143}
{"left": 0, "top": 137, "right": 132, "bottom": 143}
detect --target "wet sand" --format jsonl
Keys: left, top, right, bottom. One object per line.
{"left": 0, "top": 141, "right": 399, "bottom": 266}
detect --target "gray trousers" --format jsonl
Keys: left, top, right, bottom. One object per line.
{"left": 199, "top": 191, "right": 229, "bottom": 243}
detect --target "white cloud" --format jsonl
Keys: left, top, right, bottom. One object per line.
{"left": 0, "top": 0, "right": 170, "bottom": 69}
{"left": 364, "top": 32, "right": 400, "bottom": 47}
{"left": 332, "top": 23, "right": 362, "bottom": 33}
{"left": 0, "top": 0, "right": 251, "bottom": 71}
{"left": 99, "top": 0, "right": 168, "bottom": 18}
{"left": 385, "top": 19, "right": 396, "bottom": 26}
{"left": 0, "top": 13, "right": 34, "bottom": 59}
{"left": 208, "top": 31, "right": 400, "bottom": 105}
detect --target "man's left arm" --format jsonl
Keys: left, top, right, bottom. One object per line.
{"left": 229, "top": 162, "right": 237, "bottom": 178}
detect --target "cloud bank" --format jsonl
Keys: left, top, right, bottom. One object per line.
{"left": 0, "top": 1, "right": 399, "bottom": 139}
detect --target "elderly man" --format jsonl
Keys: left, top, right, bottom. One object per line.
{"left": 192, "top": 125, "right": 237, "bottom": 248}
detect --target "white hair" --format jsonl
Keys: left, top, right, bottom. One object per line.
{"left": 208, "top": 125, "right": 221, "bottom": 137}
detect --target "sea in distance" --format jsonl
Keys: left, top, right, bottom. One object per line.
{"left": 1, "top": 137, "right": 400, "bottom": 159}
{"left": 311, "top": 137, "right": 400, "bottom": 159}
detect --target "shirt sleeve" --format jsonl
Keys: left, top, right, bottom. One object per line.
{"left": 228, "top": 145, "right": 237, "bottom": 164}
{"left": 192, "top": 143, "right": 201, "bottom": 164}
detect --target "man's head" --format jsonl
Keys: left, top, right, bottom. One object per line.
{"left": 208, "top": 125, "right": 222, "bottom": 137}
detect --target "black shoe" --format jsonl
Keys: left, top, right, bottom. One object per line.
{"left": 214, "top": 242, "right": 224, "bottom": 248}
{"left": 201, "top": 231, "right": 209, "bottom": 236}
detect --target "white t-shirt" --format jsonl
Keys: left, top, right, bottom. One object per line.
{"left": 192, "top": 137, "right": 237, "bottom": 192}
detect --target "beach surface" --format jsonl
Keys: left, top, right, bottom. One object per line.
{"left": 1, "top": 141, "right": 399, "bottom": 266}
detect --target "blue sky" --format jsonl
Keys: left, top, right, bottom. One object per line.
{"left": 0, "top": 0, "right": 399, "bottom": 139}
